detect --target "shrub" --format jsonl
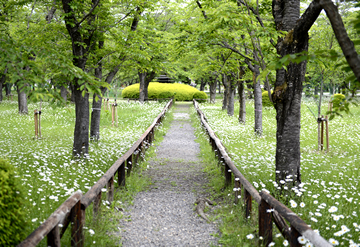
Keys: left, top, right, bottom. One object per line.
{"left": 158, "top": 91, "right": 175, "bottom": 99}
{"left": 193, "top": 91, "right": 208, "bottom": 103}
{"left": 0, "top": 158, "right": 27, "bottom": 246}
{"left": 121, "top": 83, "right": 208, "bottom": 101}
{"left": 331, "top": 94, "right": 346, "bottom": 108}
{"left": 262, "top": 90, "right": 273, "bottom": 107}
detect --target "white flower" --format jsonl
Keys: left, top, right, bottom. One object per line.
{"left": 290, "top": 200, "right": 297, "bottom": 208}
{"left": 298, "top": 236, "right": 307, "bottom": 244}
{"left": 89, "top": 229, "right": 95, "bottom": 235}
{"left": 31, "top": 218, "right": 38, "bottom": 222}
{"left": 268, "top": 242, "right": 275, "bottom": 247}
{"left": 329, "top": 206, "right": 338, "bottom": 213}
{"left": 311, "top": 217, "right": 318, "bottom": 222}
{"left": 283, "top": 239, "right": 289, "bottom": 246}
{"left": 246, "top": 234, "right": 254, "bottom": 239}
{"left": 329, "top": 238, "right": 339, "bottom": 245}
{"left": 300, "top": 202, "right": 305, "bottom": 207}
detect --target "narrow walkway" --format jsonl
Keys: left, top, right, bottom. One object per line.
{"left": 118, "top": 103, "right": 219, "bottom": 246}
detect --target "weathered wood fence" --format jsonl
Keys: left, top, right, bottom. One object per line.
{"left": 18, "top": 99, "right": 173, "bottom": 247}
{"left": 193, "top": 100, "right": 331, "bottom": 247}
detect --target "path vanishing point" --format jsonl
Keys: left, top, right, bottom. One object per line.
{"left": 118, "top": 102, "right": 219, "bottom": 247}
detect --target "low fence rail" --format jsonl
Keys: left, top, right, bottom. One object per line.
{"left": 193, "top": 100, "right": 330, "bottom": 247}
{"left": 18, "top": 99, "right": 173, "bottom": 247}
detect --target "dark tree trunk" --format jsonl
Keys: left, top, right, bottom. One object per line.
{"left": 61, "top": 85, "right": 67, "bottom": 102}
{"left": 218, "top": 81, "right": 221, "bottom": 94}
{"left": 0, "top": 75, "right": 4, "bottom": 102}
{"left": 62, "top": 0, "right": 99, "bottom": 157}
{"left": 238, "top": 81, "right": 246, "bottom": 124}
{"left": 17, "top": 83, "right": 28, "bottom": 114}
{"left": 200, "top": 79, "right": 206, "bottom": 91}
{"left": 222, "top": 74, "right": 229, "bottom": 110}
{"left": 272, "top": 0, "right": 322, "bottom": 191}
{"left": 227, "top": 80, "right": 236, "bottom": 116}
{"left": 139, "top": 71, "right": 147, "bottom": 102}
{"left": 5, "top": 83, "right": 11, "bottom": 96}
{"left": 209, "top": 78, "right": 217, "bottom": 104}
{"left": 253, "top": 67, "right": 262, "bottom": 134}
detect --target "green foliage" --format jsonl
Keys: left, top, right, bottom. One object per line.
{"left": 262, "top": 90, "right": 273, "bottom": 107}
{"left": 331, "top": 94, "right": 346, "bottom": 108}
{"left": 0, "top": 158, "right": 27, "bottom": 246}
{"left": 121, "top": 83, "right": 207, "bottom": 101}
{"left": 193, "top": 91, "right": 208, "bottom": 103}
{"left": 158, "top": 91, "right": 175, "bottom": 99}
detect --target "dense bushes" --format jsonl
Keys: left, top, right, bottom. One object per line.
{"left": 0, "top": 159, "right": 27, "bottom": 246}
{"left": 262, "top": 90, "right": 273, "bottom": 107}
{"left": 193, "top": 91, "right": 208, "bottom": 103}
{"left": 121, "top": 83, "right": 208, "bottom": 101}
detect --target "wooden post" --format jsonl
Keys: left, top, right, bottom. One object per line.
{"left": 38, "top": 101, "right": 42, "bottom": 138}
{"left": 107, "top": 98, "right": 109, "bottom": 111}
{"left": 118, "top": 162, "right": 125, "bottom": 187}
{"left": 234, "top": 179, "right": 241, "bottom": 204}
{"left": 47, "top": 225, "right": 61, "bottom": 247}
{"left": 245, "top": 189, "right": 252, "bottom": 219}
{"left": 107, "top": 176, "right": 114, "bottom": 204}
{"left": 111, "top": 104, "right": 115, "bottom": 126}
{"left": 114, "top": 101, "right": 118, "bottom": 127}
{"left": 289, "top": 225, "right": 302, "bottom": 247}
{"left": 259, "top": 199, "right": 273, "bottom": 246}
{"left": 126, "top": 155, "right": 133, "bottom": 176}
{"left": 321, "top": 115, "right": 324, "bottom": 151}
{"left": 325, "top": 115, "right": 329, "bottom": 152}
{"left": 225, "top": 163, "right": 232, "bottom": 186}
{"left": 103, "top": 98, "right": 106, "bottom": 111}
{"left": 34, "top": 109, "right": 38, "bottom": 139}
{"left": 71, "top": 201, "right": 83, "bottom": 247}
{"left": 93, "top": 192, "right": 102, "bottom": 218}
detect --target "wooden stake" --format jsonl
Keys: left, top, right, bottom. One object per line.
{"left": 38, "top": 101, "right": 42, "bottom": 138}
{"left": 111, "top": 104, "right": 115, "bottom": 126}
{"left": 34, "top": 109, "right": 38, "bottom": 139}
{"left": 321, "top": 115, "right": 324, "bottom": 151}
{"left": 325, "top": 115, "right": 329, "bottom": 152}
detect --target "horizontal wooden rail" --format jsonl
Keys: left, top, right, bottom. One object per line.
{"left": 260, "top": 191, "right": 331, "bottom": 247}
{"left": 19, "top": 100, "right": 173, "bottom": 247}
{"left": 193, "top": 100, "right": 331, "bottom": 247}
{"left": 18, "top": 191, "right": 82, "bottom": 247}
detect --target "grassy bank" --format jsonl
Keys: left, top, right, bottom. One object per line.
{"left": 0, "top": 99, "right": 173, "bottom": 246}
{"left": 191, "top": 99, "right": 360, "bottom": 246}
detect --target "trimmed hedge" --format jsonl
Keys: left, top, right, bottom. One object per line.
{"left": 193, "top": 91, "right": 208, "bottom": 103}
{"left": 262, "top": 90, "right": 273, "bottom": 107}
{"left": 121, "top": 83, "right": 208, "bottom": 101}
{"left": 0, "top": 159, "right": 27, "bottom": 246}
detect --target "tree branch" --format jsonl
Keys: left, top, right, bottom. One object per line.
{"left": 77, "top": 0, "right": 101, "bottom": 27}
{"left": 318, "top": 0, "right": 360, "bottom": 82}
{"left": 196, "top": 1, "right": 208, "bottom": 19}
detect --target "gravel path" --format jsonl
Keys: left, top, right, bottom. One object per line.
{"left": 118, "top": 103, "right": 219, "bottom": 247}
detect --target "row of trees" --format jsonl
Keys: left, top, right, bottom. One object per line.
{"left": 1, "top": 0, "right": 359, "bottom": 192}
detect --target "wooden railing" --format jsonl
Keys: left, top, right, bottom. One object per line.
{"left": 18, "top": 99, "right": 173, "bottom": 247}
{"left": 193, "top": 100, "right": 331, "bottom": 247}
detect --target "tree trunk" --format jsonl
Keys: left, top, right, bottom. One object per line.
{"left": 0, "top": 75, "right": 4, "bottom": 102}
{"left": 61, "top": 85, "right": 67, "bottom": 102}
{"left": 218, "top": 81, "right": 221, "bottom": 94}
{"left": 17, "top": 83, "right": 28, "bottom": 114}
{"left": 227, "top": 81, "right": 236, "bottom": 116}
{"left": 209, "top": 78, "right": 217, "bottom": 104}
{"left": 272, "top": 0, "right": 322, "bottom": 192}
{"left": 253, "top": 68, "right": 262, "bottom": 134}
{"left": 222, "top": 74, "right": 229, "bottom": 110}
{"left": 238, "top": 81, "right": 246, "bottom": 124}
{"left": 200, "top": 79, "right": 206, "bottom": 91}
{"left": 5, "top": 83, "right": 11, "bottom": 96}
{"left": 139, "top": 71, "right": 147, "bottom": 103}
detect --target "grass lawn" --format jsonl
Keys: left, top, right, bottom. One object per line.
{"left": 0, "top": 98, "right": 172, "bottom": 246}
{"left": 191, "top": 98, "right": 360, "bottom": 247}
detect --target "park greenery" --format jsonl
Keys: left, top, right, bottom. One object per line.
{"left": 192, "top": 99, "right": 360, "bottom": 246}
{"left": 0, "top": 100, "right": 171, "bottom": 246}
{"left": 121, "top": 82, "right": 208, "bottom": 101}
{"left": 1, "top": 0, "right": 360, "bottom": 245}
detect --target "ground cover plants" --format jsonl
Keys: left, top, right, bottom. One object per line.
{"left": 191, "top": 98, "right": 360, "bottom": 246}
{"left": 0, "top": 98, "right": 172, "bottom": 246}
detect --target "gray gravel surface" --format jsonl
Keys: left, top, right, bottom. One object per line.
{"left": 118, "top": 103, "right": 219, "bottom": 247}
